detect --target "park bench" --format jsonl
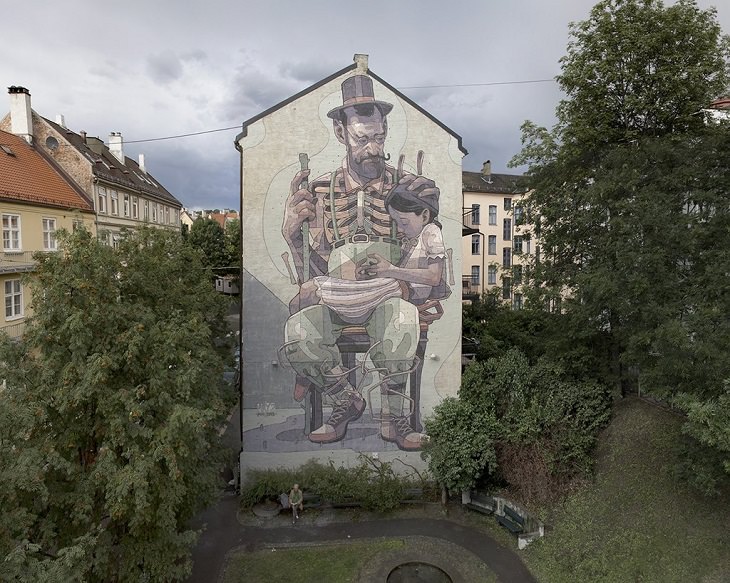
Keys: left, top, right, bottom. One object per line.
{"left": 465, "top": 492, "right": 496, "bottom": 515}
{"left": 302, "top": 493, "right": 322, "bottom": 510}
{"left": 497, "top": 505, "right": 525, "bottom": 534}
{"left": 401, "top": 487, "right": 424, "bottom": 504}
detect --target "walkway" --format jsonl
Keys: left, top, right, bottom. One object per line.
{"left": 187, "top": 493, "right": 537, "bottom": 583}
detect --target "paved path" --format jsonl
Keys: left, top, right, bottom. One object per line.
{"left": 187, "top": 493, "right": 537, "bottom": 583}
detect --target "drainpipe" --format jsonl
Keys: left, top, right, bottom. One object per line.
{"left": 481, "top": 231, "right": 485, "bottom": 296}
{"left": 234, "top": 134, "right": 244, "bottom": 490}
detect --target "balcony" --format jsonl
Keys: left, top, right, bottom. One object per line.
{"left": 462, "top": 208, "right": 481, "bottom": 236}
{"left": 0, "top": 320, "right": 26, "bottom": 340}
{"left": 0, "top": 251, "right": 36, "bottom": 274}
{"left": 462, "top": 277, "right": 482, "bottom": 298}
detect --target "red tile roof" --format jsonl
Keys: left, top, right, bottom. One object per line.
{"left": 0, "top": 130, "right": 94, "bottom": 211}
{"left": 208, "top": 211, "right": 239, "bottom": 228}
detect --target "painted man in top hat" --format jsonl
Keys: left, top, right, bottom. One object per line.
{"left": 281, "top": 75, "right": 442, "bottom": 451}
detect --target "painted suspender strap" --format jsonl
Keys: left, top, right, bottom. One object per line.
{"left": 329, "top": 170, "right": 342, "bottom": 242}
{"left": 299, "top": 153, "right": 310, "bottom": 282}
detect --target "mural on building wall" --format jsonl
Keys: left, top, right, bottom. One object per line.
{"left": 241, "top": 71, "right": 460, "bottom": 456}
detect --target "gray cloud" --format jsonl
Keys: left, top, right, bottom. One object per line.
{"left": 146, "top": 51, "right": 184, "bottom": 84}
{"left": 127, "top": 141, "right": 239, "bottom": 210}
{"left": 3, "top": 0, "right": 728, "bottom": 209}
{"left": 222, "top": 65, "right": 303, "bottom": 124}
{"left": 279, "top": 58, "right": 343, "bottom": 83}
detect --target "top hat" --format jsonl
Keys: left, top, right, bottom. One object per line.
{"left": 327, "top": 75, "right": 393, "bottom": 120}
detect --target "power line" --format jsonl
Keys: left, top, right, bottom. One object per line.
{"left": 36, "top": 77, "right": 556, "bottom": 146}
{"left": 399, "top": 79, "right": 555, "bottom": 89}
{"left": 123, "top": 126, "right": 242, "bottom": 144}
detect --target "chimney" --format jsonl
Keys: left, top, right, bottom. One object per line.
{"left": 87, "top": 136, "right": 104, "bottom": 155}
{"left": 108, "top": 132, "right": 124, "bottom": 164}
{"left": 138, "top": 153, "right": 146, "bottom": 173}
{"left": 8, "top": 86, "right": 33, "bottom": 143}
{"left": 55, "top": 114, "right": 66, "bottom": 128}
{"left": 481, "top": 160, "right": 492, "bottom": 177}
{"left": 354, "top": 54, "right": 369, "bottom": 74}
{"left": 80, "top": 130, "right": 87, "bottom": 143}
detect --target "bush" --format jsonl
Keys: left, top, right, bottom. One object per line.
{"left": 426, "top": 349, "right": 612, "bottom": 504}
{"left": 240, "top": 457, "right": 428, "bottom": 512}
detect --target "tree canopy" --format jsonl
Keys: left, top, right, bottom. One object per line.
{"left": 0, "top": 227, "right": 232, "bottom": 581}
{"left": 423, "top": 349, "right": 611, "bottom": 503}
{"left": 511, "top": 0, "right": 730, "bottom": 491}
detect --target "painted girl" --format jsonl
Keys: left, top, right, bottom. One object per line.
{"left": 355, "top": 177, "right": 449, "bottom": 304}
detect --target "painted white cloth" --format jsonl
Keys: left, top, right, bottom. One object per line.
{"left": 313, "top": 276, "right": 403, "bottom": 322}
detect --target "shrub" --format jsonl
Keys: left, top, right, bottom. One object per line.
{"left": 239, "top": 457, "right": 427, "bottom": 512}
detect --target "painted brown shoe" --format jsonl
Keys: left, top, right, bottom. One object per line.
{"left": 381, "top": 415, "right": 428, "bottom": 451}
{"left": 309, "top": 391, "right": 366, "bottom": 444}
{"left": 293, "top": 375, "right": 312, "bottom": 402}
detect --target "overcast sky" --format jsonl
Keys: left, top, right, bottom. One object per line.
{"left": 3, "top": 0, "right": 728, "bottom": 211}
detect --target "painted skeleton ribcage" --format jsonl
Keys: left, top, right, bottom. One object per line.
{"left": 316, "top": 183, "right": 392, "bottom": 239}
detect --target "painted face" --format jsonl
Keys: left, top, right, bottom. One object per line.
{"left": 339, "top": 108, "right": 387, "bottom": 181}
{"left": 389, "top": 208, "right": 429, "bottom": 239}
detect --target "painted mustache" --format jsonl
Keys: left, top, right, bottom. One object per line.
{"left": 355, "top": 153, "right": 391, "bottom": 163}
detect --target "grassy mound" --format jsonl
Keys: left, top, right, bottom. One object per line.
{"left": 524, "top": 397, "right": 730, "bottom": 583}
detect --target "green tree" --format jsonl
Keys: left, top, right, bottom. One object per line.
{"left": 0, "top": 227, "right": 231, "bottom": 582}
{"left": 557, "top": 0, "right": 729, "bottom": 153}
{"left": 511, "top": 0, "right": 729, "bottom": 390}
{"left": 188, "top": 217, "right": 227, "bottom": 271}
{"left": 512, "top": 0, "right": 730, "bottom": 488}
{"left": 422, "top": 395, "right": 498, "bottom": 493}
{"left": 424, "top": 350, "right": 611, "bottom": 502}
{"left": 224, "top": 217, "right": 241, "bottom": 277}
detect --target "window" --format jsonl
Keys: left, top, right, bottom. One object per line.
{"left": 132, "top": 197, "right": 139, "bottom": 219}
{"left": 514, "top": 205, "right": 523, "bottom": 224}
{"left": 152, "top": 203, "right": 157, "bottom": 222}
{"left": 110, "top": 190, "right": 119, "bottom": 215}
{"left": 165, "top": 207, "right": 170, "bottom": 225}
{"left": 4, "top": 279, "right": 23, "bottom": 319}
{"left": 2, "top": 214, "right": 21, "bottom": 251}
{"left": 514, "top": 293, "right": 523, "bottom": 310}
{"left": 503, "top": 247, "right": 511, "bottom": 268}
{"left": 123, "top": 193, "right": 130, "bottom": 217}
{"left": 112, "top": 233, "right": 120, "bottom": 249}
{"left": 513, "top": 235, "right": 523, "bottom": 254}
{"left": 471, "top": 234, "right": 480, "bottom": 255}
{"left": 504, "top": 197, "right": 512, "bottom": 211}
{"left": 42, "top": 218, "right": 57, "bottom": 250}
{"left": 513, "top": 265, "right": 523, "bottom": 285}
{"left": 471, "top": 204, "right": 480, "bottom": 225}
{"left": 526, "top": 239, "right": 531, "bottom": 254}
{"left": 488, "top": 205, "right": 497, "bottom": 225}
{"left": 487, "top": 265, "right": 497, "bottom": 285}
{"left": 144, "top": 200, "right": 149, "bottom": 221}
{"left": 471, "top": 265, "right": 480, "bottom": 286}
{"left": 503, "top": 218, "right": 512, "bottom": 241}
{"left": 488, "top": 235, "right": 496, "bottom": 255}
{"left": 72, "top": 219, "right": 83, "bottom": 232}
{"left": 97, "top": 186, "right": 107, "bottom": 213}
{"left": 502, "top": 277, "right": 511, "bottom": 300}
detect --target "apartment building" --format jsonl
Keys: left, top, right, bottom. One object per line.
{"left": 0, "top": 130, "right": 95, "bottom": 338}
{"left": 0, "top": 87, "right": 182, "bottom": 245}
{"left": 462, "top": 161, "right": 536, "bottom": 308}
